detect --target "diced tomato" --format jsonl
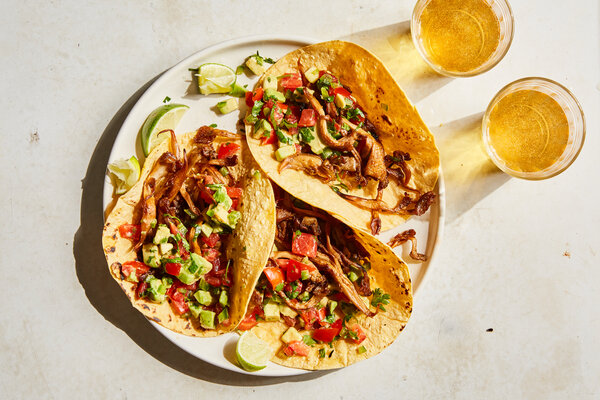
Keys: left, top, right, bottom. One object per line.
{"left": 238, "top": 315, "right": 257, "bottom": 331}
{"left": 280, "top": 73, "right": 302, "bottom": 90}
{"left": 330, "top": 86, "right": 352, "bottom": 98}
{"left": 253, "top": 87, "right": 264, "bottom": 102}
{"left": 312, "top": 319, "right": 343, "bottom": 343}
{"left": 283, "top": 340, "right": 310, "bottom": 357}
{"left": 200, "top": 233, "right": 220, "bottom": 248}
{"left": 298, "top": 109, "right": 316, "bottom": 127}
{"left": 121, "top": 261, "right": 150, "bottom": 279}
{"left": 168, "top": 290, "right": 189, "bottom": 315}
{"left": 329, "top": 292, "right": 350, "bottom": 302}
{"left": 260, "top": 129, "right": 277, "bottom": 145}
{"left": 284, "top": 108, "right": 299, "bottom": 125}
{"left": 204, "top": 275, "right": 222, "bottom": 287}
{"left": 245, "top": 91, "right": 253, "bottom": 107}
{"left": 298, "top": 307, "right": 325, "bottom": 330}
{"left": 172, "top": 279, "right": 199, "bottom": 292}
{"left": 263, "top": 267, "right": 284, "bottom": 290}
{"left": 217, "top": 142, "right": 240, "bottom": 159}
{"left": 200, "top": 187, "right": 214, "bottom": 204}
{"left": 165, "top": 262, "right": 182, "bottom": 276}
{"left": 348, "top": 324, "right": 366, "bottom": 344}
{"left": 230, "top": 198, "right": 239, "bottom": 211}
{"left": 135, "top": 281, "right": 148, "bottom": 298}
{"left": 291, "top": 233, "right": 317, "bottom": 258}
{"left": 284, "top": 280, "right": 303, "bottom": 298}
{"left": 270, "top": 102, "right": 286, "bottom": 126}
{"left": 118, "top": 224, "right": 141, "bottom": 241}
{"left": 166, "top": 221, "right": 189, "bottom": 259}
{"left": 202, "top": 248, "right": 219, "bottom": 262}
{"left": 286, "top": 260, "right": 302, "bottom": 282}
{"left": 226, "top": 186, "right": 243, "bottom": 198}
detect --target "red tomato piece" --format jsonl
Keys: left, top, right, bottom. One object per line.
{"left": 226, "top": 187, "right": 243, "bottom": 198}
{"left": 200, "top": 233, "right": 220, "bottom": 248}
{"left": 230, "top": 198, "right": 239, "bottom": 211}
{"left": 330, "top": 86, "right": 352, "bottom": 98}
{"left": 245, "top": 91, "right": 253, "bottom": 107}
{"left": 135, "top": 281, "right": 148, "bottom": 298}
{"left": 280, "top": 73, "right": 302, "bottom": 90}
{"left": 347, "top": 324, "right": 366, "bottom": 344}
{"left": 202, "top": 248, "right": 219, "bottom": 262}
{"left": 312, "top": 319, "right": 343, "bottom": 343}
{"left": 168, "top": 290, "right": 189, "bottom": 315}
{"left": 200, "top": 187, "right": 214, "bottom": 204}
{"left": 298, "top": 109, "right": 316, "bottom": 127}
{"left": 288, "top": 259, "right": 317, "bottom": 273}
{"left": 253, "top": 87, "right": 264, "bottom": 102}
{"left": 283, "top": 340, "right": 310, "bottom": 357}
{"left": 165, "top": 262, "right": 182, "bottom": 276}
{"left": 291, "top": 233, "right": 317, "bottom": 258}
{"left": 204, "top": 275, "right": 222, "bottom": 287}
{"left": 329, "top": 292, "right": 350, "bottom": 303}
{"left": 118, "top": 224, "right": 141, "bottom": 241}
{"left": 237, "top": 313, "right": 258, "bottom": 331}
{"left": 263, "top": 267, "right": 284, "bottom": 290}
{"left": 217, "top": 142, "right": 240, "bottom": 159}
{"left": 286, "top": 260, "right": 301, "bottom": 282}
{"left": 121, "top": 261, "right": 150, "bottom": 278}
{"left": 270, "top": 103, "right": 285, "bottom": 126}
{"left": 260, "top": 129, "right": 277, "bottom": 145}
{"left": 298, "top": 308, "right": 323, "bottom": 330}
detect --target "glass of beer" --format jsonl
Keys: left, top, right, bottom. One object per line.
{"left": 411, "top": 0, "right": 514, "bottom": 77}
{"left": 482, "top": 78, "right": 585, "bottom": 180}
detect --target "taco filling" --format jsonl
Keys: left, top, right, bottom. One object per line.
{"left": 115, "top": 128, "right": 248, "bottom": 330}
{"left": 245, "top": 65, "right": 435, "bottom": 235}
{"left": 238, "top": 186, "right": 392, "bottom": 356}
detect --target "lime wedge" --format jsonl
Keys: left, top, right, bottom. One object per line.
{"left": 236, "top": 331, "right": 272, "bottom": 372}
{"left": 108, "top": 155, "right": 141, "bottom": 195}
{"left": 140, "top": 103, "right": 189, "bottom": 156}
{"left": 196, "top": 63, "right": 236, "bottom": 95}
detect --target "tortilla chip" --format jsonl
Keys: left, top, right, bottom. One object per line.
{"left": 245, "top": 40, "right": 439, "bottom": 232}
{"left": 102, "top": 131, "right": 276, "bottom": 336}
{"left": 251, "top": 228, "right": 412, "bottom": 369}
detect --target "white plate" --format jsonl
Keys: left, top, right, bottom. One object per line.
{"left": 102, "top": 35, "right": 445, "bottom": 376}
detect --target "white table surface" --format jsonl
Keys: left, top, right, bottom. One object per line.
{"left": 2, "top": 0, "right": 599, "bottom": 398}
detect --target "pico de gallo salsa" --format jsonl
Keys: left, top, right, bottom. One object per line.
{"left": 238, "top": 185, "right": 391, "bottom": 357}
{"left": 117, "top": 126, "right": 245, "bottom": 331}
{"left": 245, "top": 65, "right": 435, "bottom": 235}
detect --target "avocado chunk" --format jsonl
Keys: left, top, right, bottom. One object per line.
{"left": 159, "top": 242, "right": 173, "bottom": 255}
{"left": 153, "top": 224, "right": 170, "bottom": 244}
{"left": 264, "top": 88, "right": 285, "bottom": 102}
{"left": 263, "top": 75, "right": 278, "bottom": 90}
{"left": 279, "top": 304, "right": 298, "bottom": 318}
{"left": 253, "top": 119, "right": 273, "bottom": 140}
{"left": 194, "top": 290, "right": 213, "bottom": 306}
{"left": 264, "top": 302, "right": 280, "bottom": 322}
{"left": 142, "top": 243, "right": 160, "bottom": 268}
{"left": 216, "top": 98, "right": 239, "bottom": 114}
{"left": 177, "top": 266, "right": 197, "bottom": 285}
{"left": 146, "top": 277, "right": 171, "bottom": 303}
{"left": 275, "top": 145, "right": 296, "bottom": 161}
{"left": 304, "top": 66, "right": 320, "bottom": 83}
{"left": 190, "top": 253, "right": 213, "bottom": 275}
{"left": 188, "top": 302, "right": 201, "bottom": 319}
{"left": 219, "top": 290, "right": 228, "bottom": 307}
{"left": 281, "top": 327, "right": 303, "bottom": 344}
{"left": 218, "top": 308, "right": 229, "bottom": 323}
{"left": 199, "top": 310, "right": 216, "bottom": 329}
{"left": 328, "top": 300, "right": 338, "bottom": 315}
{"left": 245, "top": 55, "right": 266, "bottom": 75}
{"left": 199, "top": 223, "right": 213, "bottom": 238}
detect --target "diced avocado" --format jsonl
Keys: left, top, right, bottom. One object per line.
{"left": 198, "top": 278, "right": 211, "bottom": 291}
{"left": 227, "top": 210, "right": 241, "bottom": 229}
{"left": 281, "top": 327, "right": 303, "bottom": 344}
{"left": 219, "top": 290, "right": 228, "bottom": 307}
{"left": 264, "top": 88, "right": 285, "bottom": 102}
{"left": 275, "top": 145, "right": 297, "bottom": 161}
{"left": 290, "top": 87, "right": 307, "bottom": 103}
{"left": 209, "top": 203, "right": 231, "bottom": 226}
{"left": 229, "top": 83, "right": 246, "bottom": 98}
{"left": 147, "top": 277, "right": 170, "bottom": 303}
{"left": 194, "top": 290, "right": 213, "bottom": 306}
{"left": 178, "top": 266, "right": 197, "bottom": 285}
{"left": 153, "top": 224, "right": 170, "bottom": 244}
{"left": 142, "top": 243, "right": 160, "bottom": 268}
{"left": 218, "top": 308, "right": 229, "bottom": 323}
{"left": 301, "top": 269, "right": 310, "bottom": 280}
{"left": 253, "top": 119, "right": 272, "bottom": 139}
{"left": 304, "top": 66, "right": 320, "bottom": 83}
{"left": 190, "top": 253, "right": 213, "bottom": 275}
{"left": 159, "top": 242, "right": 173, "bottom": 255}
{"left": 125, "top": 271, "right": 137, "bottom": 283}
{"left": 208, "top": 184, "right": 233, "bottom": 208}
{"left": 216, "top": 98, "right": 239, "bottom": 114}
{"left": 279, "top": 304, "right": 298, "bottom": 318}
{"left": 245, "top": 56, "right": 266, "bottom": 75}
{"left": 263, "top": 75, "right": 278, "bottom": 90}
{"left": 199, "top": 310, "right": 216, "bottom": 329}
{"left": 189, "top": 302, "right": 201, "bottom": 319}
{"left": 321, "top": 147, "right": 333, "bottom": 159}
{"left": 348, "top": 271, "right": 359, "bottom": 282}
{"left": 317, "top": 296, "right": 329, "bottom": 310}
{"left": 335, "top": 93, "right": 350, "bottom": 109}
{"left": 328, "top": 300, "right": 338, "bottom": 315}
{"left": 308, "top": 131, "right": 328, "bottom": 155}
{"left": 264, "top": 302, "right": 280, "bottom": 322}
{"left": 199, "top": 223, "right": 213, "bottom": 238}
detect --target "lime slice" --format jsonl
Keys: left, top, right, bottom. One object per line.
{"left": 108, "top": 155, "right": 141, "bottom": 195}
{"left": 140, "top": 103, "right": 189, "bottom": 156}
{"left": 236, "top": 331, "right": 272, "bottom": 372}
{"left": 196, "top": 63, "right": 236, "bottom": 95}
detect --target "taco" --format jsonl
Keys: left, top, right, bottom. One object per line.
{"left": 102, "top": 126, "right": 276, "bottom": 336}
{"left": 237, "top": 185, "right": 412, "bottom": 370}
{"left": 244, "top": 40, "right": 439, "bottom": 235}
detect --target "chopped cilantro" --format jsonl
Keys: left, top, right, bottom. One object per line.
{"left": 319, "top": 348, "right": 326, "bottom": 358}
{"left": 235, "top": 65, "right": 245, "bottom": 75}
{"left": 295, "top": 230, "right": 301, "bottom": 237}
{"left": 209, "top": 123, "right": 218, "bottom": 128}
{"left": 245, "top": 100, "right": 264, "bottom": 124}
{"left": 275, "top": 282, "right": 284, "bottom": 292}
{"left": 371, "top": 288, "right": 391, "bottom": 311}
{"left": 299, "top": 127, "right": 315, "bottom": 143}
{"left": 184, "top": 209, "right": 198, "bottom": 219}
{"left": 302, "top": 335, "right": 316, "bottom": 347}
{"left": 276, "top": 129, "right": 294, "bottom": 145}
{"left": 163, "top": 96, "right": 171, "bottom": 103}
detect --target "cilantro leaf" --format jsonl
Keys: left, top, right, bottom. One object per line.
{"left": 302, "top": 335, "right": 316, "bottom": 347}
{"left": 371, "top": 288, "right": 391, "bottom": 311}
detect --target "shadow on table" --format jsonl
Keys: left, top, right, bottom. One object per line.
{"left": 432, "top": 112, "right": 511, "bottom": 224}
{"left": 72, "top": 75, "right": 330, "bottom": 385}
{"left": 338, "top": 21, "right": 452, "bottom": 102}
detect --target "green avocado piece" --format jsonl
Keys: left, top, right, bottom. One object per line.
{"left": 219, "top": 290, "right": 228, "bottom": 307}
{"left": 194, "top": 290, "right": 213, "bottom": 306}
{"left": 142, "top": 243, "right": 160, "bottom": 268}
{"left": 147, "top": 277, "right": 171, "bottom": 303}
{"left": 188, "top": 302, "right": 201, "bottom": 319}
{"left": 199, "top": 310, "right": 216, "bottom": 329}
{"left": 153, "top": 224, "right": 170, "bottom": 245}
{"left": 191, "top": 253, "right": 213, "bottom": 275}
{"left": 218, "top": 308, "right": 229, "bottom": 323}
{"left": 264, "top": 88, "right": 285, "bottom": 102}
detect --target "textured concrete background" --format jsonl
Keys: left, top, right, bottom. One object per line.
{"left": 1, "top": 0, "right": 599, "bottom": 398}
